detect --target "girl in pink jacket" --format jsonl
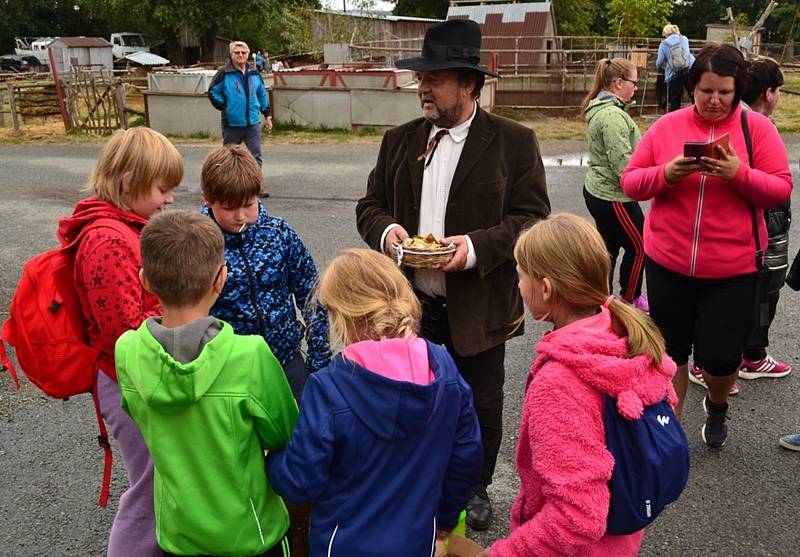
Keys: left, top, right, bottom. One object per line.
{"left": 483, "top": 214, "right": 677, "bottom": 557}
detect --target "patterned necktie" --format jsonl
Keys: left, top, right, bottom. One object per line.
{"left": 418, "top": 129, "right": 450, "bottom": 168}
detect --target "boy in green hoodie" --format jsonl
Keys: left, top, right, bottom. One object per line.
{"left": 115, "top": 210, "right": 298, "bottom": 557}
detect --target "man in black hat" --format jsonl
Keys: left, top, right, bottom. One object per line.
{"left": 356, "top": 18, "right": 550, "bottom": 530}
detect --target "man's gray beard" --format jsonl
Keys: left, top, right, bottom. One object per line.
{"left": 423, "top": 105, "right": 459, "bottom": 128}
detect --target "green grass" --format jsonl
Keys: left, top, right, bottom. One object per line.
{"left": 772, "top": 70, "right": 800, "bottom": 134}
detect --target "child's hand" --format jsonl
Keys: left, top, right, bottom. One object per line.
{"left": 476, "top": 551, "right": 490, "bottom": 557}
{"left": 435, "top": 529, "right": 451, "bottom": 541}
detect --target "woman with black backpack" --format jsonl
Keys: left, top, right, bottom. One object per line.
{"left": 740, "top": 56, "right": 792, "bottom": 385}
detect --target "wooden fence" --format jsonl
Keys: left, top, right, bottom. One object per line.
{"left": 0, "top": 72, "right": 147, "bottom": 134}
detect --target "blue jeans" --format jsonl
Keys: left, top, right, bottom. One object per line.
{"left": 222, "top": 124, "right": 263, "bottom": 167}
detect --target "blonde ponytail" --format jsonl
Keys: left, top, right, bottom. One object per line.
{"left": 606, "top": 298, "right": 665, "bottom": 364}
{"left": 317, "top": 249, "right": 421, "bottom": 347}
{"left": 515, "top": 213, "right": 665, "bottom": 364}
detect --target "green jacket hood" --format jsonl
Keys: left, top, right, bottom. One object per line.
{"left": 585, "top": 95, "right": 630, "bottom": 122}
{"left": 122, "top": 320, "right": 234, "bottom": 414}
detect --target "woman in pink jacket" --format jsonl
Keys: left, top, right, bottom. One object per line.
{"left": 482, "top": 213, "right": 677, "bottom": 557}
{"left": 620, "top": 44, "right": 792, "bottom": 448}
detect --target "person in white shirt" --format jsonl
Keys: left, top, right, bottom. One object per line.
{"left": 356, "top": 18, "right": 550, "bottom": 531}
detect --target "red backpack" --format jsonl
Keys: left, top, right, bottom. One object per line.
{"left": 0, "top": 217, "right": 140, "bottom": 508}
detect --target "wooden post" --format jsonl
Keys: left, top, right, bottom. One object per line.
{"left": 115, "top": 82, "right": 127, "bottom": 129}
{"left": 726, "top": 8, "right": 741, "bottom": 50}
{"left": 7, "top": 84, "right": 19, "bottom": 133}
{"left": 0, "top": 89, "right": 4, "bottom": 128}
{"left": 48, "top": 47, "right": 71, "bottom": 131}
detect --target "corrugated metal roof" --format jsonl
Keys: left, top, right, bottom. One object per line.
{"left": 51, "top": 36, "right": 112, "bottom": 48}
{"left": 315, "top": 9, "right": 442, "bottom": 23}
{"left": 447, "top": 2, "right": 551, "bottom": 24}
{"left": 121, "top": 51, "right": 170, "bottom": 66}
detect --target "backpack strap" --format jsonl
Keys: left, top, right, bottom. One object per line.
{"left": 741, "top": 108, "right": 764, "bottom": 268}
{"left": 91, "top": 379, "right": 112, "bottom": 508}
{"left": 73, "top": 217, "right": 140, "bottom": 508}
{"left": 0, "top": 329, "right": 19, "bottom": 388}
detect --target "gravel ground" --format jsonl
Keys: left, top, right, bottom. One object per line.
{"left": 1, "top": 136, "right": 800, "bottom": 556}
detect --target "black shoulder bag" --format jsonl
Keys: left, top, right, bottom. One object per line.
{"left": 741, "top": 110, "right": 790, "bottom": 324}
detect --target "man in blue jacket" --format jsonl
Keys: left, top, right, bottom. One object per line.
{"left": 208, "top": 41, "right": 272, "bottom": 196}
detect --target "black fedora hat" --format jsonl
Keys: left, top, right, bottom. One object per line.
{"left": 396, "top": 19, "right": 499, "bottom": 77}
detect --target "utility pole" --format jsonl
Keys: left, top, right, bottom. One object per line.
{"left": 727, "top": 0, "right": 778, "bottom": 59}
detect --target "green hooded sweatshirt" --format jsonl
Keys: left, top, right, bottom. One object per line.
{"left": 115, "top": 318, "right": 298, "bottom": 557}
{"left": 584, "top": 94, "right": 641, "bottom": 202}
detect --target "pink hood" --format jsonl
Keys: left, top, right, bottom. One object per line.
{"left": 536, "top": 308, "right": 677, "bottom": 411}
{"left": 491, "top": 308, "right": 676, "bottom": 557}
{"left": 621, "top": 104, "right": 792, "bottom": 278}
{"left": 342, "top": 334, "right": 434, "bottom": 385}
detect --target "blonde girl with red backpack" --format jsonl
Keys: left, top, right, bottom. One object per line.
{"left": 61, "top": 127, "right": 182, "bottom": 556}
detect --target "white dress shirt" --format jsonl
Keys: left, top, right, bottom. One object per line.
{"left": 381, "top": 102, "right": 479, "bottom": 297}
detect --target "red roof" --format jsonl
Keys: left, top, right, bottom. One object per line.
{"left": 448, "top": 4, "right": 556, "bottom": 73}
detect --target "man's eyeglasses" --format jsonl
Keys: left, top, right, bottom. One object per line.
{"left": 620, "top": 77, "right": 638, "bottom": 87}
{"left": 233, "top": 51, "right": 249, "bottom": 56}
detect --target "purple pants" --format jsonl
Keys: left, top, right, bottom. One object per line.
{"left": 97, "top": 371, "right": 164, "bottom": 557}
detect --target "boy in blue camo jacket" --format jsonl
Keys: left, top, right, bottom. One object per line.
{"left": 201, "top": 145, "right": 331, "bottom": 400}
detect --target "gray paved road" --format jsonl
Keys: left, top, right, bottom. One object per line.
{"left": 2, "top": 139, "right": 800, "bottom": 556}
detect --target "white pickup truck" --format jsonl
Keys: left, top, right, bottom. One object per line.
{"left": 110, "top": 33, "right": 150, "bottom": 59}
{"left": 14, "top": 37, "right": 55, "bottom": 65}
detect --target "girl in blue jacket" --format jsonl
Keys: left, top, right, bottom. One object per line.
{"left": 266, "top": 248, "right": 482, "bottom": 557}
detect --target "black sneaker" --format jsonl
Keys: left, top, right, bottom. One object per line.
{"left": 702, "top": 395, "right": 729, "bottom": 448}
{"left": 465, "top": 486, "right": 492, "bottom": 531}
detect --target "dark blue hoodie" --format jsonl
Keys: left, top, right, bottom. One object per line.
{"left": 266, "top": 340, "right": 482, "bottom": 557}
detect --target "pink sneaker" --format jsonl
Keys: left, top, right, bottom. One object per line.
{"left": 738, "top": 354, "right": 792, "bottom": 380}
{"left": 631, "top": 294, "right": 649, "bottom": 314}
{"left": 620, "top": 294, "right": 649, "bottom": 314}
{"left": 689, "top": 363, "right": 740, "bottom": 396}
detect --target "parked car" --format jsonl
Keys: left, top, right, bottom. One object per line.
{"left": 20, "top": 55, "right": 44, "bottom": 70}
{"left": 0, "top": 54, "right": 31, "bottom": 73}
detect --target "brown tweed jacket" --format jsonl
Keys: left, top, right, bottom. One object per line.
{"left": 356, "top": 107, "right": 550, "bottom": 357}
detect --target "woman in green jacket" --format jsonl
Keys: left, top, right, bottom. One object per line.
{"left": 581, "top": 57, "right": 647, "bottom": 312}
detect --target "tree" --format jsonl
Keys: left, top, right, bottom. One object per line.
{"left": 552, "top": 0, "right": 598, "bottom": 36}
{"left": 83, "top": 0, "right": 318, "bottom": 62}
{"left": 768, "top": 1, "right": 800, "bottom": 43}
{"left": 393, "top": 0, "right": 447, "bottom": 19}
{"left": 605, "top": 0, "right": 672, "bottom": 38}
{"left": 280, "top": 0, "right": 380, "bottom": 57}
{"left": 670, "top": 0, "right": 725, "bottom": 39}
{"left": 0, "top": 0, "right": 111, "bottom": 53}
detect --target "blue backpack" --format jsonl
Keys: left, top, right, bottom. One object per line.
{"left": 604, "top": 395, "right": 689, "bottom": 535}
